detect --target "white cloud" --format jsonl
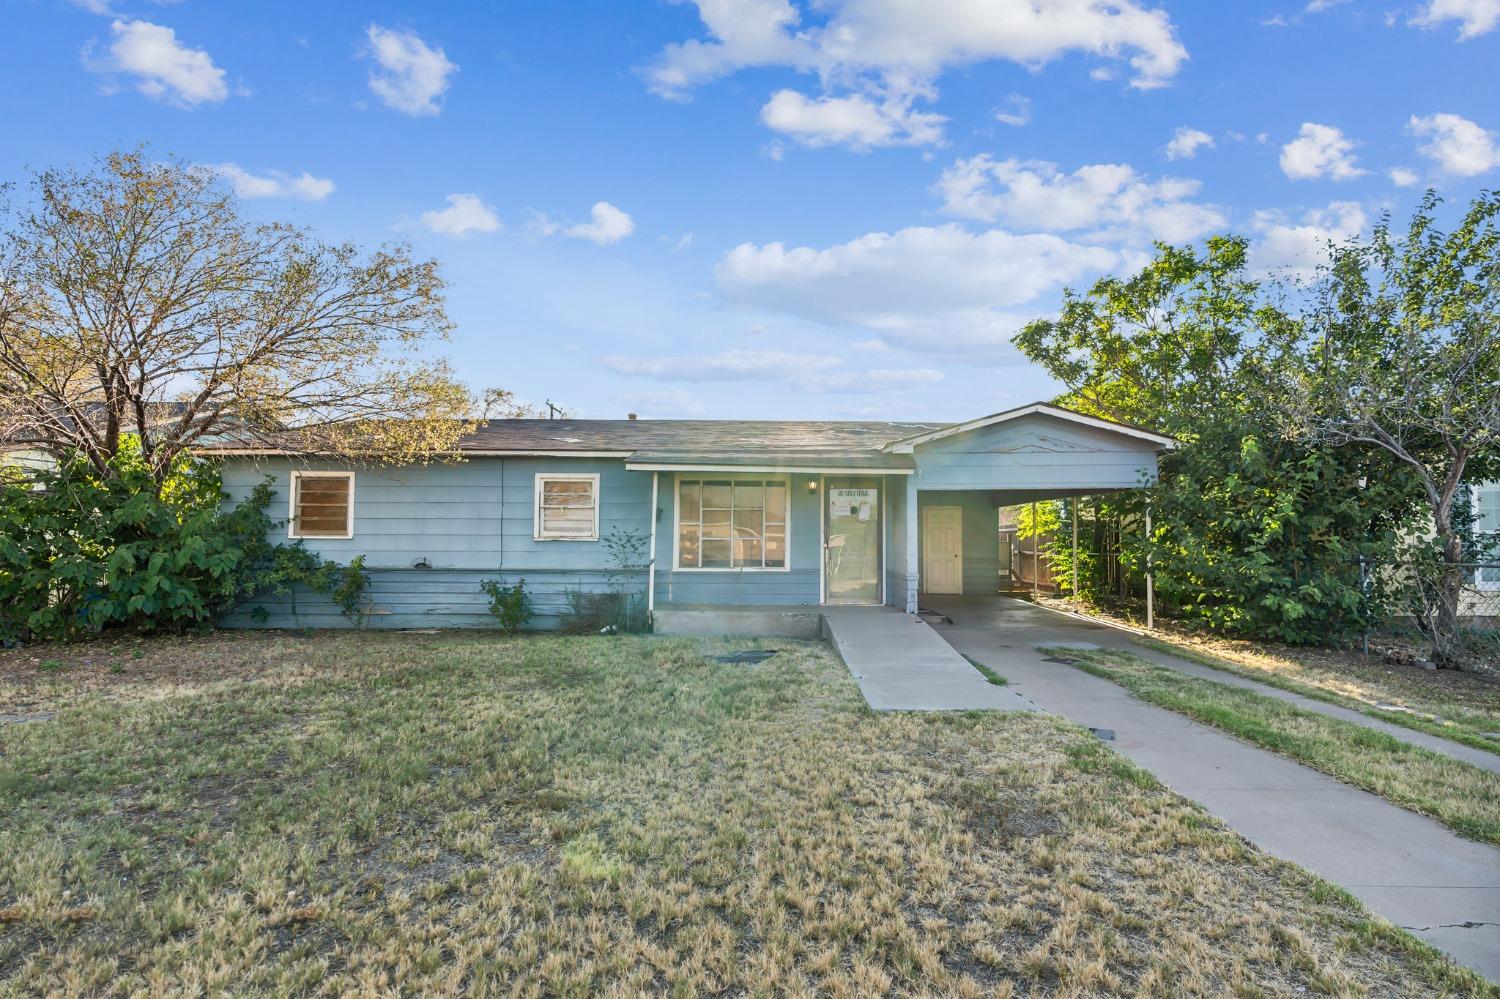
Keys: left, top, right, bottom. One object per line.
{"left": 1410, "top": 0, "right": 1500, "bottom": 38}
{"left": 364, "top": 25, "right": 456, "bottom": 116}
{"left": 994, "top": 94, "right": 1031, "bottom": 127}
{"left": 646, "top": 0, "right": 1188, "bottom": 98}
{"left": 933, "top": 155, "right": 1225, "bottom": 243}
{"left": 86, "top": 19, "right": 229, "bottom": 107}
{"left": 715, "top": 223, "right": 1119, "bottom": 353}
{"left": 564, "top": 202, "right": 635, "bottom": 245}
{"left": 601, "top": 348, "right": 942, "bottom": 393}
{"left": 420, "top": 193, "right": 501, "bottom": 236}
{"left": 1249, "top": 201, "right": 1366, "bottom": 278}
{"left": 645, "top": 1, "right": 1185, "bottom": 153}
{"left": 1388, "top": 167, "right": 1421, "bottom": 187}
{"left": 1164, "top": 126, "right": 1214, "bottom": 160}
{"left": 1407, "top": 112, "right": 1500, "bottom": 176}
{"left": 1279, "top": 122, "right": 1365, "bottom": 180}
{"left": 205, "top": 164, "right": 335, "bottom": 201}
{"left": 760, "top": 89, "right": 945, "bottom": 148}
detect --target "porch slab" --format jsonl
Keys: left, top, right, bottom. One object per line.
{"left": 822, "top": 606, "right": 1038, "bottom": 712}
{"left": 653, "top": 603, "right": 824, "bottom": 638}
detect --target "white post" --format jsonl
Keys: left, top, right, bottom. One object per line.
{"left": 1145, "top": 501, "right": 1155, "bottom": 631}
{"left": 647, "top": 471, "right": 659, "bottom": 625}
{"left": 905, "top": 474, "right": 919, "bottom": 614}
{"left": 1071, "top": 496, "right": 1079, "bottom": 609}
{"left": 1031, "top": 501, "right": 1039, "bottom": 599}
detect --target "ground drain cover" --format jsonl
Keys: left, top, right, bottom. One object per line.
{"left": 1089, "top": 728, "right": 1116, "bottom": 741}
{"left": 1042, "top": 656, "right": 1078, "bottom": 664}
{"left": 711, "top": 650, "right": 778, "bottom": 665}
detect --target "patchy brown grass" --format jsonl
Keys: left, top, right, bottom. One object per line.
{"left": 0, "top": 631, "right": 1490, "bottom": 996}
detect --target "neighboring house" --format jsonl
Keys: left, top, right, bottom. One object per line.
{"left": 1469, "top": 480, "right": 1500, "bottom": 605}
{"left": 201, "top": 402, "right": 1174, "bottom": 632}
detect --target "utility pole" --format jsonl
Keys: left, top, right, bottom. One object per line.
{"left": 546, "top": 400, "right": 562, "bottom": 419}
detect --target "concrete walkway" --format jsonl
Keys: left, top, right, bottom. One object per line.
{"left": 822, "top": 606, "right": 1036, "bottom": 712}
{"left": 922, "top": 595, "right": 1500, "bottom": 981}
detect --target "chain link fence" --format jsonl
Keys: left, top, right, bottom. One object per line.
{"left": 1367, "top": 561, "right": 1500, "bottom": 671}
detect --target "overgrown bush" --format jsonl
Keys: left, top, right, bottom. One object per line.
{"left": 480, "top": 578, "right": 533, "bottom": 634}
{"left": 0, "top": 441, "right": 354, "bottom": 643}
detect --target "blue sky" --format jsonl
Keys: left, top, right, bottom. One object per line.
{"left": 4, "top": 0, "right": 1498, "bottom": 420}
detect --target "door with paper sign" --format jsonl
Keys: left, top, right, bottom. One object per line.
{"left": 824, "top": 477, "right": 881, "bottom": 604}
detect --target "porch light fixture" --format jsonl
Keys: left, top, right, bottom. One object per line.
{"left": 808, "top": 480, "right": 818, "bottom": 493}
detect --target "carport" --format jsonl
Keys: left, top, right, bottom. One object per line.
{"left": 879, "top": 404, "right": 1176, "bottom": 622}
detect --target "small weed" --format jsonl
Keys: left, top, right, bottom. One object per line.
{"left": 38, "top": 660, "right": 63, "bottom": 673}
{"left": 963, "top": 654, "right": 1008, "bottom": 686}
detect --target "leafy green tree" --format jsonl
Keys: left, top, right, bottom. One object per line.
{"left": 1014, "top": 237, "right": 1422, "bottom": 643}
{"left": 1263, "top": 192, "right": 1500, "bottom": 663}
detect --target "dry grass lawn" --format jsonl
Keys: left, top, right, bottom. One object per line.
{"left": 0, "top": 631, "right": 1492, "bottom": 997}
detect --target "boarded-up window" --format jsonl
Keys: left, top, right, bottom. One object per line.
{"left": 677, "top": 478, "right": 787, "bottom": 569}
{"left": 290, "top": 472, "right": 353, "bottom": 539}
{"left": 535, "top": 474, "right": 599, "bottom": 540}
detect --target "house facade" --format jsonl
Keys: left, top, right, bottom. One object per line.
{"left": 208, "top": 403, "right": 1174, "bottom": 631}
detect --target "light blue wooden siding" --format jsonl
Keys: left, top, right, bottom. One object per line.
{"left": 912, "top": 413, "right": 1159, "bottom": 492}
{"left": 217, "top": 456, "right": 653, "bottom": 629}
{"left": 652, "top": 472, "right": 822, "bottom": 606}
{"left": 918, "top": 492, "right": 1000, "bottom": 596}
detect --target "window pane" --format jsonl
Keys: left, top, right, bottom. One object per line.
{"left": 1479, "top": 485, "right": 1499, "bottom": 533}
{"left": 542, "top": 506, "right": 594, "bottom": 534}
{"left": 733, "top": 508, "right": 764, "bottom": 538}
{"left": 703, "top": 508, "right": 732, "bottom": 526}
{"left": 765, "top": 526, "right": 786, "bottom": 567}
{"left": 680, "top": 482, "right": 701, "bottom": 523}
{"left": 734, "top": 482, "right": 763, "bottom": 514}
{"left": 703, "top": 481, "right": 733, "bottom": 509}
{"left": 766, "top": 484, "right": 786, "bottom": 522}
{"left": 543, "top": 479, "right": 595, "bottom": 506}
{"left": 702, "top": 539, "right": 732, "bottom": 568}
{"left": 701, "top": 522, "right": 731, "bottom": 540}
{"left": 734, "top": 536, "right": 763, "bottom": 566}
{"left": 679, "top": 524, "right": 700, "bottom": 567}
{"left": 296, "top": 477, "right": 349, "bottom": 535}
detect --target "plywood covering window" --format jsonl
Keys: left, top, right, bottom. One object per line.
{"left": 535, "top": 473, "right": 600, "bottom": 540}
{"left": 289, "top": 471, "right": 354, "bottom": 539}
{"left": 676, "top": 478, "right": 787, "bottom": 570}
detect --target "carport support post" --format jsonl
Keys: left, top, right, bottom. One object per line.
{"left": 1071, "top": 497, "right": 1079, "bottom": 609}
{"left": 905, "top": 475, "right": 919, "bottom": 614}
{"left": 1030, "top": 501, "right": 1039, "bottom": 600}
{"left": 1145, "top": 502, "right": 1155, "bottom": 631}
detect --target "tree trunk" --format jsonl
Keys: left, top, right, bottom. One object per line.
{"left": 1428, "top": 521, "right": 1465, "bottom": 668}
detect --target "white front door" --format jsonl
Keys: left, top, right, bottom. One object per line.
{"left": 922, "top": 506, "right": 963, "bottom": 594}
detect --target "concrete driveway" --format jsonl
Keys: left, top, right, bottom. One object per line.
{"left": 921, "top": 594, "right": 1500, "bottom": 982}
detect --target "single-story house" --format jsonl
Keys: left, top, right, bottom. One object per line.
{"left": 205, "top": 402, "right": 1175, "bottom": 632}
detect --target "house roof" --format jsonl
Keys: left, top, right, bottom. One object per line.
{"left": 203, "top": 418, "right": 947, "bottom": 460}
{"left": 198, "top": 404, "right": 1174, "bottom": 463}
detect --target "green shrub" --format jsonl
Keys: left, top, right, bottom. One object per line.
{"left": 480, "top": 578, "right": 533, "bottom": 634}
{"left": 0, "top": 441, "right": 358, "bottom": 643}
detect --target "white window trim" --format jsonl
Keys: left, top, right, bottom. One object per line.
{"left": 534, "top": 473, "right": 601, "bottom": 541}
{"left": 1475, "top": 482, "right": 1500, "bottom": 591}
{"left": 672, "top": 475, "right": 792, "bottom": 572}
{"left": 287, "top": 470, "right": 355, "bottom": 540}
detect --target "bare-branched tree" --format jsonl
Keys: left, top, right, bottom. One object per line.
{"left": 1265, "top": 191, "right": 1500, "bottom": 665}
{"left": 0, "top": 149, "right": 475, "bottom": 484}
